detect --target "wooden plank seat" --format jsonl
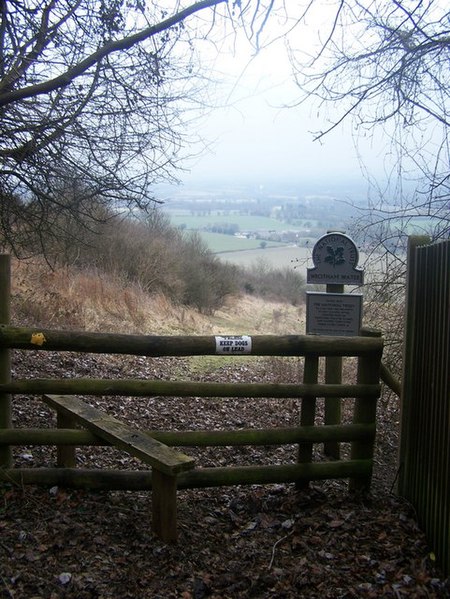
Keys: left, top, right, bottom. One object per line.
{"left": 42, "top": 394, "right": 195, "bottom": 542}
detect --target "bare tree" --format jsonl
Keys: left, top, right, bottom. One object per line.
{"left": 290, "top": 0, "right": 450, "bottom": 243}
{"left": 0, "top": 0, "right": 278, "bottom": 257}
{"left": 289, "top": 0, "right": 450, "bottom": 370}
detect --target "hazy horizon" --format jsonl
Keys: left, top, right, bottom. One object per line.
{"left": 173, "top": 11, "right": 391, "bottom": 189}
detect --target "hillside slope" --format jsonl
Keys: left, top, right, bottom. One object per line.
{"left": 10, "top": 257, "right": 305, "bottom": 335}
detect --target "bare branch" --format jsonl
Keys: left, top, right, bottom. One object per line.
{"left": 0, "top": 0, "right": 225, "bottom": 108}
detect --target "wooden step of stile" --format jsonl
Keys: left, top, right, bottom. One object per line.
{"left": 42, "top": 394, "right": 195, "bottom": 543}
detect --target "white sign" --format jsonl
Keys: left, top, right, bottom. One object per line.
{"left": 306, "top": 293, "right": 362, "bottom": 336}
{"left": 307, "top": 232, "right": 364, "bottom": 285}
{"left": 215, "top": 335, "right": 252, "bottom": 354}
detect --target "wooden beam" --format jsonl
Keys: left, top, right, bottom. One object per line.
{"left": 0, "top": 326, "right": 384, "bottom": 357}
{"left": 0, "top": 423, "right": 376, "bottom": 447}
{"left": 42, "top": 395, "right": 194, "bottom": 476}
{"left": 0, "top": 460, "right": 373, "bottom": 490}
{"left": 152, "top": 470, "right": 178, "bottom": 542}
{"left": 56, "top": 410, "right": 77, "bottom": 468}
{"left": 0, "top": 379, "right": 381, "bottom": 399}
{"left": 380, "top": 362, "right": 401, "bottom": 397}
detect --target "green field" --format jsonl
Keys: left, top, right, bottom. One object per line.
{"left": 195, "top": 231, "right": 286, "bottom": 253}
{"left": 163, "top": 209, "right": 322, "bottom": 265}
{"left": 166, "top": 212, "right": 302, "bottom": 232}
{"left": 217, "top": 245, "right": 312, "bottom": 269}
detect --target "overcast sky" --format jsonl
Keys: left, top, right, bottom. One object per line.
{"left": 180, "top": 12, "right": 387, "bottom": 186}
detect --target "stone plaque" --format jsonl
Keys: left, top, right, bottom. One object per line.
{"left": 307, "top": 232, "right": 364, "bottom": 285}
{"left": 306, "top": 292, "right": 362, "bottom": 336}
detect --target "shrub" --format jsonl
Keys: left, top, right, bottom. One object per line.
{"left": 37, "top": 198, "right": 304, "bottom": 312}
{"left": 239, "top": 260, "right": 305, "bottom": 305}
{"left": 178, "top": 233, "right": 238, "bottom": 313}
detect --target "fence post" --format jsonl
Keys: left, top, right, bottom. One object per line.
{"left": 297, "top": 354, "right": 319, "bottom": 489}
{"left": 0, "top": 254, "right": 12, "bottom": 468}
{"left": 324, "top": 282, "right": 343, "bottom": 459}
{"left": 152, "top": 470, "right": 178, "bottom": 542}
{"left": 349, "top": 328, "right": 382, "bottom": 492}
{"left": 56, "top": 411, "right": 77, "bottom": 468}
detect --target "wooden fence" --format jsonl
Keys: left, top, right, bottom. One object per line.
{"left": 399, "top": 237, "right": 450, "bottom": 576}
{"left": 0, "top": 255, "right": 384, "bottom": 542}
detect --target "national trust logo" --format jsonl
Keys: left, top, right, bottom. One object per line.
{"left": 307, "top": 232, "right": 364, "bottom": 285}
{"left": 311, "top": 233, "right": 359, "bottom": 269}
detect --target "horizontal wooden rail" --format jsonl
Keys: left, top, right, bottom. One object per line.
{"left": 0, "top": 325, "right": 383, "bottom": 357}
{"left": 0, "top": 460, "right": 372, "bottom": 490}
{"left": 0, "top": 379, "right": 381, "bottom": 398}
{"left": 0, "top": 423, "right": 376, "bottom": 447}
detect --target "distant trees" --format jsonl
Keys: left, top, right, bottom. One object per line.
{"left": 46, "top": 204, "right": 238, "bottom": 314}
{"left": 0, "top": 0, "right": 279, "bottom": 258}
{"left": 206, "top": 223, "right": 240, "bottom": 235}
{"left": 45, "top": 206, "right": 303, "bottom": 313}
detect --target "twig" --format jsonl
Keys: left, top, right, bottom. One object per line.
{"left": 0, "top": 542, "right": 13, "bottom": 556}
{"left": 392, "top": 586, "right": 402, "bottom": 599}
{"left": 389, "top": 463, "right": 402, "bottom": 494}
{"left": 268, "top": 530, "right": 294, "bottom": 570}
{"left": 0, "top": 572, "right": 14, "bottom": 598}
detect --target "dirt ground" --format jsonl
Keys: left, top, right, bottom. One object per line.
{"left": 1, "top": 350, "right": 449, "bottom": 598}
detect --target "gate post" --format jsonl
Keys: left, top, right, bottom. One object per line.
{"left": 0, "top": 254, "right": 12, "bottom": 468}
{"left": 324, "top": 282, "right": 343, "bottom": 459}
{"left": 305, "top": 231, "right": 364, "bottom": 460}
{"left": 297, "top": 355, "right": 319, "bottom": 489}
{"left": 398, "top": 235, "right": 430, "bottom": 496}
{"left": 349, "top": 328, "right": 382, "bottom": 492}
{"left": 56, "top": 411, "right": 77, "bottom": 468}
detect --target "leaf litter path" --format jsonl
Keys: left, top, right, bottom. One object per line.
{"left": 1, "top": 351, "right": 449, "bottom": 598}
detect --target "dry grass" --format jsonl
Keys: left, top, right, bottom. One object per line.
{"left": 10, "top": 258, "right": 305, "bottom": 336}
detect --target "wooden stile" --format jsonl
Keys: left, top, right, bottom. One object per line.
{"left": 0, "top": 258, "right": 385, "bottom": 543}
{"left": 43, "top": 394, "right": 195, "bottom": 542}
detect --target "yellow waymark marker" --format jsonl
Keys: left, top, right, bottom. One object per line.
{"left": 30, "top": 332, "right": 46, "bottom": 346}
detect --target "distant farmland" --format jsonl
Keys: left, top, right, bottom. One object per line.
{"left": 163, "top": 207, "right": 320, "bottom": 268}
{"left": 217, "top": 245, "right": 313, "bottom": 269}
{"left": 195, "top": 232, "right": 285, "bottom": 253}
{"left": 165, "top": 212, "right": 315, "bottom": 233}
{"left": 164, "top": 211, "right": 315, "bottom": 257}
